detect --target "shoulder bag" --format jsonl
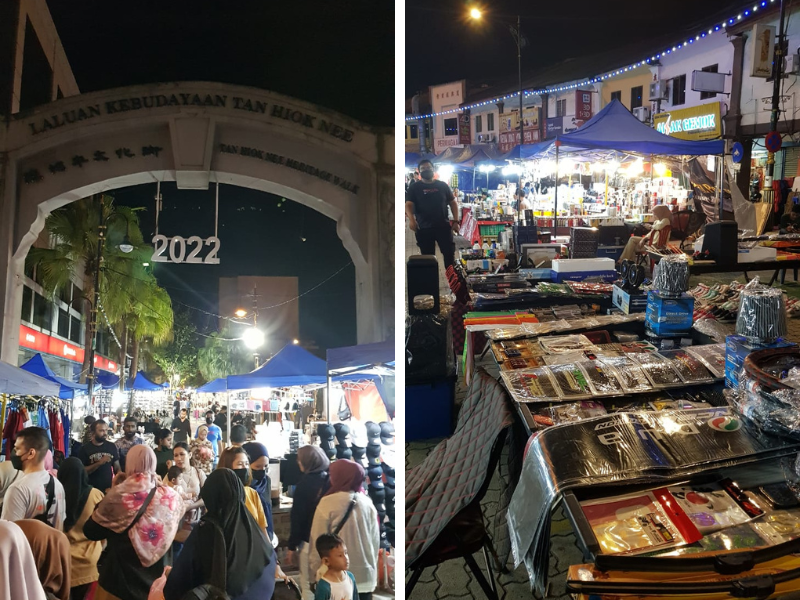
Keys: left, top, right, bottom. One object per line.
{"left": 332, "top": 493, "right": 358, "bottom": 536}
{"left": 33, "top": 475, "right": 56, "bottom": 527}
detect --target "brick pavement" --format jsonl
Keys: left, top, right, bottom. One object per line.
{"left": 404, "top": 223, "right": 800, "bottom": 599}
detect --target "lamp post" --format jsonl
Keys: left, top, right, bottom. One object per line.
{"left": 86, "top": 195, "right": 134, "bottom": 409}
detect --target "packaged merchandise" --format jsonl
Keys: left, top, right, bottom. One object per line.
{"left": 547, "top": 363, "right": 595, "bottom": 399}
{"left": 632, "top": 352, "right": 684, "bottom": 387}
{"left": 550, "top": 401, "right": 607, "bottom": 424}
{"left": 658, "top": 349, "right": 715, "bottom": 383}
{"left": 500, "top": 368, "right": 560, "bottom": 402}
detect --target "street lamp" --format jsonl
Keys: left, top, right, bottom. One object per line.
{"left": 86, "top": 196, "right": 134, "bottom": 409}
{"left": 234, "top": 308, "right": 248, "bottom": 318}
{"left": 469, "top": 8, "right": 525, "bottom": 150}
{"left": 242, "top": 327, "right": 265, "bottom": 369}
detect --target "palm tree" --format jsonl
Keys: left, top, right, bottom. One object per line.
{"left": 26, "top": 194, "right": 171, "bottom": 383}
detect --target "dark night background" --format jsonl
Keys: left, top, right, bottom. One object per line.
{"left": 45, "top": 0, "right": 394, "bottom": 353}
{"left": 406, "top": 0, "right": 755, "bottom": 96}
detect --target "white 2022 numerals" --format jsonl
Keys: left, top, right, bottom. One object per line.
{"left": 151, "top": 235, "right": 220, "bottom": 264}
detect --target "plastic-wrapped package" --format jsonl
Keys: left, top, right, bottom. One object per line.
{"left": 550, "top": 401, "right": 607, "bottom": 424}
{"left": 523, "top": 320, "right": 572, "bottom": 336}
{"left": 686, "top": 343, "right": 727, "bottom": 378}
{"left": 539, "top": 334, "right": 597, "bottom": 354}
{"left": 484, "top": 326, "right": 529, "bottom": 341}
{"left": 500, "top": 368, "right": 560, "bottom": 402}
{"left": 658, "top": 349, "right": 715, "bottom": 383}
{"left": 501, "top": 357, "right": 547, "bottom": 370}
{"left": 631, "top": 352, "right": 684, "bottom": 387}
{"left": 576, "top": 361, "right": 625, "bottom": 396}
{"left": 652, "top": 254, "right": 691, "bottom": 297}
{"left": 596, "top": 356, "right": 654, "bottom": 393}
{"left": 547, "top": 363, "right": 595, "bottom": 399}
{"left": 692, "top": 317, "right": 733, "bottom": 343}
{"left": 736, "top": 279, "right": 788, "bottom": 344}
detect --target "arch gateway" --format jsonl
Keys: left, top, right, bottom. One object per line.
{"left": 0, "top": 82, "right": 395, "bottom": 363}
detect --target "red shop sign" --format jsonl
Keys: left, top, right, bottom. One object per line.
{"left": 19, "top": 325, "right": 48, "bottom": 354}
{"left": 19, "top": 324, "right": 117, "bottom": 373}
{"left": 47, "top": 336, "right": 85, "bottom": 364}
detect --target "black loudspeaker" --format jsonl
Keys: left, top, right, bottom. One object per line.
{"left": 701, "top": 221, "right": 738, "bottom": 265}
{"left": 407, "top": 256, "right": 440, "bottom": 315}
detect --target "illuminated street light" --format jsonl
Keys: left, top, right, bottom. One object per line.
{"left": 234, "top": 308, "right": 248, "bottom": 318}
{"left": 242, "top": 327, "right": 265, "bottom": 349}
{"left": 293, "top": 339, "right": 300, "bottom": 345}
{"left": 469, "top": 7, "right": 482, "bottom": 19}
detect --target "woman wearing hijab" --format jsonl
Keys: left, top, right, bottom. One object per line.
{"left": 0, "top": 520, "right": 47, "bottom": 600}
{"left": 15, "top": 519, "right": 71, "bottom": 600}
{"left": 242, "top": 441, "right": 274, "bottom": 540}
{"left": 287, "top": 446, "right": 330, "bottom": 600}
{"left": 217, "top": 447, "right": 268, "bottom": 536}
{"left": 619, "top": 204, "right": 674, "bottom": 263}
{"left": 84, "top": 445, "right": 184, "bottom": 600}
{"left": 164, "top": 469, "right": 280, "bottom": 600}
{"left": 58, "top": 457, "right": 104, "bottom": 600}
{"left": 309, "top": 460, "right": 379, "bottom": 600}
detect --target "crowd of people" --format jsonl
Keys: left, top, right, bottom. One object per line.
{"left": 0, "top": 406, "right": 386, "bottom": 600}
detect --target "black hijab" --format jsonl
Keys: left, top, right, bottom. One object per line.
{"left": 57, "top": 457, "right": 92, "bottom": 532}
{"left": 199, "top": 469, "right": 272, "bottom": 596}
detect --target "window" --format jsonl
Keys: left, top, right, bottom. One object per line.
{"left": 630, "top": 86, "right": 643, "bottom": 110}
{"left": 672, "top": 74, "right": 686, "bottom": 106}
{"left": 408, "top": 124, "right": 418, "bottom": 139}
{"left": 21, "top": 286, "right": 33, "bottom": 323}
{"left": 57, "top": 308, "right": 70, "bottom": 339}
{"left": 700, "top": 64, "right": 718, "bottom": 100}
{"left": 475, "top": 115, "right": 483, "bottom": 133}
{"left": 444, "top": 118, "right": 458, "bottom": 136}
{"left": 70, "top": 316, "right": 82, "bottom": 344}
{"left": 32, "top": 292, "right": 52, "bottom": 331}
{"left": 555, "top": 99, "right": 567, "bottom": 117}
{"left": 610, "top": 91, "right": 622, "bottom": 102}
{"left": 487, "top": 113, "right": 495, "bottom": 131}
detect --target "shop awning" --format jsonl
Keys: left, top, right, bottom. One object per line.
{"left": 196, "top": 378, "right": 228, "bottom": 393}
{"left": 524, "top": 99, "right": 724, "bottom": 158}
{"left": 126, "top": 371, "right": 164, "bottom": 392}
{"left": 327, "top": 339, "right": 395, "bottom": 373}
{"left": 433, "top": 144, "right": 505, "bottom": 166}
{"left": 20, "top": 354, "right": 87, "bottom": 399}
{"left": 0, "top": 360, "right": 61, "bottom": 396}
{"left": 226, "top": 344, "right": 327, "bottom": 390}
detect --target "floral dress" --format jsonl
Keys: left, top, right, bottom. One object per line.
{"left": 189, "top": 438, "right": 215, "bottom": 475}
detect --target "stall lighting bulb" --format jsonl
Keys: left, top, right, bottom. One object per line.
{"left": 654, "top": 162, "right": 668, "bottom": 177}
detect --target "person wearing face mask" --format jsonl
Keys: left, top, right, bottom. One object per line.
{"left": 217, "top": 447, "right": 268, "bottom": 537}
{"left": 287, "top": 446, "right": 330, "bottom": 600}
{"left": 114, "top": 417, "right": 143, "bottom": 472}
{"left": 77, "top": 420, "right": 120, "bottom": 493}
{"left": 1, "top": 427, "right": 66, "bottom": 530}
{"left": 405, "top": 158, "right": 460, "bottom": 269}
{"left": 242, "top": 442, "right": 275, "bottom": 540}
{"left": 197, "top": 410, "right": 223, "bottom": 467}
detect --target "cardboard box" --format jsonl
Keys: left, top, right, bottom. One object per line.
{"left": 551, "top": 270, "right": 618, "bottom": 283}
{"left": 552, "top": 258, "right": 615, "bottom": 273}
{"left": 724, "top": 335, "right": 796, "bottom": 388}
{"left": 645, "top": 291, "right": 694, "bottom": 336}
{"left": 612, "top": 284, "right": 648, "bottom": 314}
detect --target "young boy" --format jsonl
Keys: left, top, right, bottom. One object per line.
{"left": 166, "top": 465, "right": 183, "bottom": 490}
{"left": 314, "top": 534, "right": 358, "bottom": 600}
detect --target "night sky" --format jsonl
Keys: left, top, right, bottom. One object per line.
{"left": 45, "top": 0, "right": 394, "bottom": 352}
{"left": 406, "top": 0, "right": 752, "bottom": 96}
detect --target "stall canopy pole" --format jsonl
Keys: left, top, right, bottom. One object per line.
{"left": 326, "top": 376, "right": 331, "bottom": 423}
{"left": 718, "top": 153, "right": 725, "bottom": 221}
{"left": 553, "top": 143, "right": 560, "bottom": 228}
{"left": 226, "top": 391, "right": 231, "bottom": 446}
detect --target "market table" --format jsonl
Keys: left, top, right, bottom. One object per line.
{"left": 647, "top": 252, "right": 800, "bottom": 286}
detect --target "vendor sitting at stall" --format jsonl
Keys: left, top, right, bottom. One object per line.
{"left": 618, "top": 205, "right": 673, "bottom": 263}
{"left": 780, "top": 204, "right": 800, "bottom": 233}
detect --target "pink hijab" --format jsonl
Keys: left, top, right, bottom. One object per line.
{"left": 91, "top": 445, "right": 184, "bottom": 567}
{"left": 325, "top": 460, "right": 365, "bottom": 496}
{"left": 43, "top": 450, "right": 58, "bottom": 477}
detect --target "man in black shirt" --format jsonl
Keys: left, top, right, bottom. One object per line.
{"left": 214, "top": 405, "right": 228, "bottom": 442}
{"left": 171, "top": 408, "right": 192, "bottom": 444}
{"left": 78, "top": 420, "right": 120, "bottom": 492}
{"left": 405, "top": 159, "right": 460, "bottom": 268}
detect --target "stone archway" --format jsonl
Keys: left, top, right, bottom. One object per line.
{"left": 0, "top": 82, "right": 394, "bottom": 363}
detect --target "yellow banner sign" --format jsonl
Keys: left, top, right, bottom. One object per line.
{"left": 653, "top": 102, "right": 721, "bottom": 141}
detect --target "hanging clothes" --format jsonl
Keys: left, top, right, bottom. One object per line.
{"left": 37, "top": 406, "right": 51, "bottom": 443}
{"left": 60, "top": 409, "right": 71, "bottom": 458}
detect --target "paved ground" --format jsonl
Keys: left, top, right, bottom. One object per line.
{"left": 405, "top": 224, "right": 800, "bottom": 599}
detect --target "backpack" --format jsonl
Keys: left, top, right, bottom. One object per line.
{"left": 180, "top": 520, "right": 230, "bottom": 600}
{"left": 33, "top": 476, "right": 56, "bottom": 527}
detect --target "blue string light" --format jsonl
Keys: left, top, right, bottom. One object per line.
{"left": 406, "top": 1, "right": 775, "bottom": 121}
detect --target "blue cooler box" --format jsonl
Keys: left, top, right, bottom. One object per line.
{"left": 406, "top": 378, "right": 455, "bottom": 440}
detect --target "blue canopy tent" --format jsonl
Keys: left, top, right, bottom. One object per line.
{"left": 226, "top": 344, "right": 327, "bottom": 390}
{"left": 0, "top": 360, "right": 60, "bottom": 396}
{"left": 327, "top": 340, "right": 395, "bottom": 420}
{"left": 405, "top": 151, "right": 436, "bottom": 168}
{"left": 521, "top": 99, "right": 725, "bottom": 218}
{"left": 96, "top": 371, "right": 120, "bottom": 390}
{"left": 196, "top": 378, "right": 228, "bottom": 393}
{"left": 20, "top": 354, "right": 87, "bottom": 400}
{"left": 126, "top": 371, "right": 164, "bottom": 392}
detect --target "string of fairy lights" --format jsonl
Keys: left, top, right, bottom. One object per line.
{"left": 406, "top": 0, "right": 778, "bottom": 121}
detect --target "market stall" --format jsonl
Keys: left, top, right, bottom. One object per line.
{"left": 20, "top": 353, "right": 88, "bottom": 399}
{"left": 327, "top": 339, "right": 395, "bottom": 422}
